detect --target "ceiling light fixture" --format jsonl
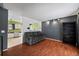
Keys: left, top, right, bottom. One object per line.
{"left": 46, "top": 21, "right": 50, "bottom": 25}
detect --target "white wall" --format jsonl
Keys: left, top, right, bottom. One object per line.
{"left": 8, "top": 10, "right": 41, "bottom": 32}
{"left": 22, "top": 16, "right": 41, "bottom": 33}
{"left": 8, "top": 10, "right": 22, "bottom": 20}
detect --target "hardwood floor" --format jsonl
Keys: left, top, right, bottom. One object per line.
{"left": 3, "top": 38, "right": 79, "bottom": 56}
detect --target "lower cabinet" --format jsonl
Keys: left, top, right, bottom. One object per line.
{"left": 24, "top": 31, "right": 44, "bottom": 45}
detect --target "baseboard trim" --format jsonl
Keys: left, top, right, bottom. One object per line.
{"left": 0, "top": 48, "right": 8, "bottom": 55}
{"left": 45, "top": 38, "right": 62, "bottom": 42}
{"left": 3, "top": 48, "right": 8, "bottom": 51}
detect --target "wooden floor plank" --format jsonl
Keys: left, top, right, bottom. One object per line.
{"left": 3, "top": 39, "right": 79, "bottom": 56}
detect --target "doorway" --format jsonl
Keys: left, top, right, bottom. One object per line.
{"left": 8, "top": 19, "right": 22, "bottom": 48}
{"left": 63, "top": 22, "right": 76, "bottom": 46}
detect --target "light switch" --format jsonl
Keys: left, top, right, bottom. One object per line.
{"left": 1, "top": 30, "right": 5, "bottom": 34}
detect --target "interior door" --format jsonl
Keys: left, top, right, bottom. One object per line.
{"left": 63, "top": 22, "right": 76, "bottom": 46}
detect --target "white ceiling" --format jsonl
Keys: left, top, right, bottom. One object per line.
{"left": 3, "top": 3, "right": 79, "bottom": 21}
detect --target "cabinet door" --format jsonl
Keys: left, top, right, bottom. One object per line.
{"left": 63, "top": 22, "right": 76, "bottom": 45}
